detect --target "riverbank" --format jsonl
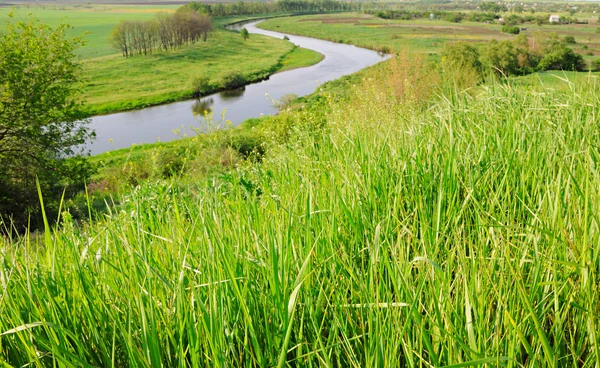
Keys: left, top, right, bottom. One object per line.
{"left": 81, "top": 15, "right": 324, "bottom": 115}
{"left": 0, "top": 7, "right": 324, "bottom": 115}
{"left": 257, "top": 12, "right": 600, "bottom": 67}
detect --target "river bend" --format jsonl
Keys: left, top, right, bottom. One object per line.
{"left": 88, "top": 20, "right": 387, "bottom": 155}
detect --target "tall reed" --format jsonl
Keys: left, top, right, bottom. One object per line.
{"left": 1, "top": 68, "right": 599, "bottom": 367}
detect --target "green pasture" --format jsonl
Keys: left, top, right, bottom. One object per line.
{"left": 0, "top": 5, "right": 176, "bottom": 57}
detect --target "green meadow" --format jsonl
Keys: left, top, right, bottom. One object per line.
{"left": 259, "top": 12, "right": 600, "bottom": 64}
{"left": 0, "top": 6, "right": 323, "bottom": 114}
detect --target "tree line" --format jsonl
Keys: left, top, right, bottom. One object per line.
{"left": 182, "top": 0, "right": 362, "bottom": 17}
{"left": 442, "top": 32, "right": 587, "bottom": 80}
{"left": 110, "top": 10, "right": 212, "bottom": 57}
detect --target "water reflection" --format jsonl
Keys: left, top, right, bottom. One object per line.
{"left": 219, "top": 87, "right": 246, "bottom": 101}
{"left": 191, "top": 97, "right": 214, "bottom": 116}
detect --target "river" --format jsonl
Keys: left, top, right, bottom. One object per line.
{"left": 88, "top": 20, "right": 387, "bottom": 155}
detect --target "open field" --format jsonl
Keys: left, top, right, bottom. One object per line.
{"left": 259, "top": 12, "right": 600, "bottom": 64}
{"left": 0, "top": 7, "right": 323, "bottom": 114}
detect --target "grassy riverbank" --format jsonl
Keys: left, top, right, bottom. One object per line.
{"left": 258, "top": 12, "right": 600, "bottom": 64}
{"left": 2, "top": 57, "right": 600, "bottom": 366}
{"left": 0, "top": 7, "right": 323, "bottom": 114}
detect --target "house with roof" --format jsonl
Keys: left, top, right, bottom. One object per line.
{"left": 549, "top": 14, "right": 560, "bottom": 23}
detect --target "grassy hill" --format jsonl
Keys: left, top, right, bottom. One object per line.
{"left": 1, "top": 56, "right": 599, "bottom": 365}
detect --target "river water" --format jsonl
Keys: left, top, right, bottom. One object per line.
{"left": 88, "top": 20, "right": 387, "bottom": 155}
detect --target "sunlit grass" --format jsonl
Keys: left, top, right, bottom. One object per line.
{"left": 1, "top": 61, "right": 599, "bottom": 366}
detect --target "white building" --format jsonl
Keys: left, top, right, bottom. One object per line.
{"left": 549, "top": 14, "right": 560, "bottom": 23}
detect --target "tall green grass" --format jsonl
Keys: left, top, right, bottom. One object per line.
{"left": 1, "top": 70, "right": 599, "bottom": 366}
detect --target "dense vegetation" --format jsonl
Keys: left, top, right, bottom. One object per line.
{"left": 109, "top": 10, "right": 212, "bottom": 57}
{"left": 443, "top": 33, "right": 587, "bottom": 78}
{"left": 182, "top": 0, "right": 362, "bottom": 17}
{"left": 1, "top": 53, "right": 599, "bottom": 366}
{"left": 0, "top": 15, "right": 93, "bottom": 230}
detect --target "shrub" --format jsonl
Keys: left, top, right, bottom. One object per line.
{"left": 220, "top": 72, "right": 247, "bottom": 89}
{"left": 191, "top": 75, "right": 211, "bottom": 97}
{"left": 502, "top": 25, "right": 520, "bottom": 34}
{"left": 445, "top": 12, "right": 464, "bottom": 23}
{"left": 538, "top": 42, "right": 586, "bottom": 71}
{"left": 596, "top": 27, "right": 600, "bottom": 34}
{"left": 272, "top": 93, "right": 298, "bottom": 111}
{"left": 481, "top": 39, "right": 520, "bottom": 76}
{"left": 592, "top": 59, "right": 600, "bottom": 72}
{"left": 562, "top": 35, "right": 576, "bottom": 44}
{"left": 376, "top": 45, "right": 391, "bottom": 54}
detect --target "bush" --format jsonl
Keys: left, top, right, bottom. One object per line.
{"left": 596, "top": 27, "right": 600, "bottom": 34}
{"left": 272, "top": 93, "right": 298, "bottom": 111}
{"left": 220, "top": 72, "right": 247, "bottom": 89}
{"left": 592, "top": 59, "right": 600, "bottom": 72}
{"left": 376, "top": 45, "right": 391, "bottom": 54}
{"left": 191, "top": 75, "right": 211, "bottom": 97}
{"left": 445, "top": 12, "right": 464, "bottom": 23}
{"left": 538, "top": 42, "right": 586, "bottom": 71}
{"left": 562, "top": 35, "right": 576, "bottom": 44}
{"left": 502, "top": 25, "right": 520, "bottom": 34}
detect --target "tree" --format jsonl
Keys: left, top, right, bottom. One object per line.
{"left": 538, "top": 42, "right": 585, "bottom": 71}
{"left": 440, "top": 42, "right": 483, "bottom": 89}
{"left": 0, "top": 15, "right": 94, "bottom": 229}
{"left": 481, "top": 40, "right": 520, "bottom": 76}
{"left": 537, "top": 33, "right": 586, "bottom": 71}
{"left": 240, "top": 28, "right": 249, "bottom": 41}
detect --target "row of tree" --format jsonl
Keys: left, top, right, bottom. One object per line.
{"left": 183, "top": 0, "right": 362, "bottom": 17}
{"left": 110, "top": 11, "right": 212, "bottom": 57}
{"left": 442, "top": 33, "right": 586, "bottom": 79}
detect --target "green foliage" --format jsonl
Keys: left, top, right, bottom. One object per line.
{"left": 502, "top": 25, "right": 521, "bottom": 34}
{"left": 0, "top": 8, "right": 322, "bottom": 116}
{"left": 478, "top": 1, "right": 507, "bottom": 12}
{"left": 441, "top": 42, "right": 482, "bottom": 79}
{"left": 240, "top": 27, "right": 249, "bottom": 41}
{"left": 562, "top": 35, "right": 576, "bottom": 44}
{"left": 191, "top": 75, "right": 212, "bottom": 97}
{"left": 220, "top": 72, "right": 248, "bottom": 89}
{"left": 183, "top": 0, "right": 361, "bottom": 17}
{"left": 272, "top": 93, "right": 298, "bottom": 111}
{"left": 481, "top": 35, "right": 539, "bottom": 76}
{"left": 444, "top": 12, "right": 464, "bottom": 23}
{"left": 592, "top": 59, "right": 600, "bottom": 72}
{"left": 0, "top": 14, "right": 94, "bottom": 230}
{"left": 481, "top": 39, "right": 519, "bottom": 75}
{"left": 538, "top": 37, "right": 586, "bottom": 71}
